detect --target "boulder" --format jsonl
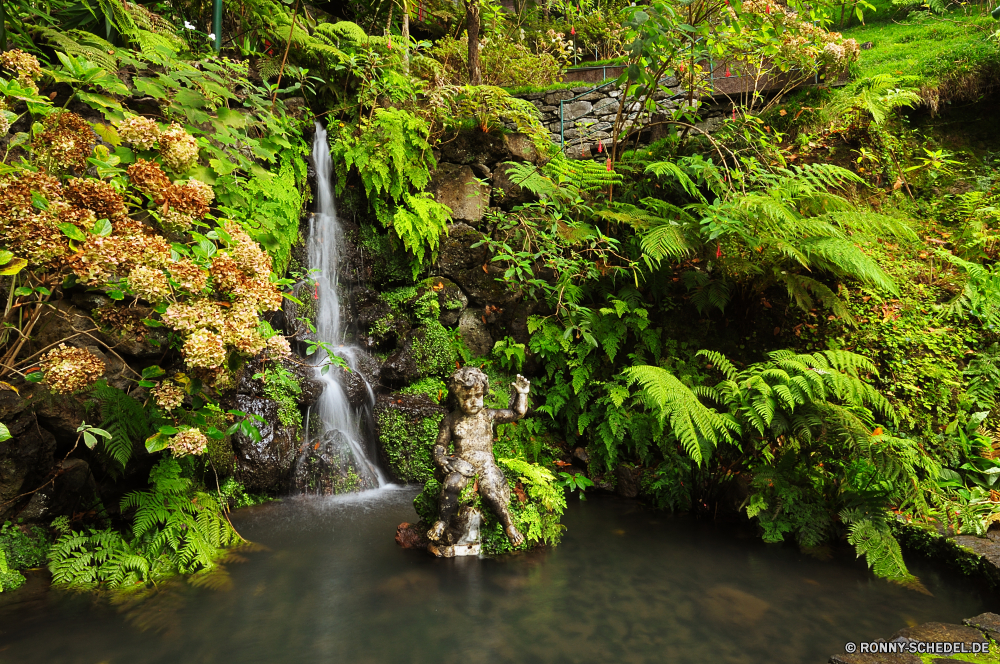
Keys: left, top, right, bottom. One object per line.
{"left": 380, "top": 324, "right": 456, "bottom": 387}
{"left": 435, "top": 223, "right": 521, "bottom": 307}
{"left": 232, "top": 394, "right": 300, "bottom": 492}
{"left": 964, "top": 613, "right": 1000, "bottom": 642}
{"left": 0, "top": 400, "right": 56, "bottom": 522}
{"left": 427, "top": 163, "right": 490, "bottom": 223}
{"left": 437, "top": 130, "right": 510, "bottom": 166}
{"left": 354, "top": 286, "right": 410, "bottom": 350}
{"left": 503, "top": 133, "right": 544, "bottom": 164}
{"left": 889, "top": 623, "right": 987, "bottom": 648}
{"left": 458, "top": 309, "right": 494, "bottom": 358}
{"left": 17, "top": 458, "right": 102, "bottom": 522}
{"left": 375, "top": 393, "right": 447, "bottom": 483}
{"left": 615, "top": 464, "right": 641, "bottom": 498}
{"left": 492, "top": 163, "right": 539, "bottom": 210}
{"left": 396, "top": 522, "right": 430, "bottom": 549}
{"left": 20, "top": 382, "right": 88, "bottom": 443}
{"left": 417, "top": 277, "right": 467, "bottom": 327}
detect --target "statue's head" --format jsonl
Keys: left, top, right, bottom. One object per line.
{"left": 450, "top": 367, "right": 489, "bottom": 415}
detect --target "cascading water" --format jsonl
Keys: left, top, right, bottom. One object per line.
{"left": 293, "top": 123, "right": 386, "bottom": 493}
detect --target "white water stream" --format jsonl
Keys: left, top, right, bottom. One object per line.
{"left": 296, "top": 123, "right": 385, "bottom": 491}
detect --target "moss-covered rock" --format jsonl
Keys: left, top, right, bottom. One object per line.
{"left": 375, "top": 393, "right": 447, "bottom": 483}
{"left": 417, "top": 276, "right": 468, "bottom": 326}
{"left": 380, "top": 321, "right": 457, "bottom": 385}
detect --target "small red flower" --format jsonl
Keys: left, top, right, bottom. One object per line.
{"left": 725, "top": 65, "right": 731, "bottom": 78}
{"left": 597, "top": 141, "right": 603, "bottom": 154}
{"left": 571, "top": 26, "right": 576, "bottom": 35}
{"left": 314, "top": 283, "right": 319, "bottom": 300}
{"left": 606, "top": 158, "right": 612, "bottom": 171}
{"left": 716, "top": 243, "right": 722, "bottom": 259}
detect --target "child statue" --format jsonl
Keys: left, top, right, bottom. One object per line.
{"left": 427, "top": 367, "right": 530, "bottom": 551}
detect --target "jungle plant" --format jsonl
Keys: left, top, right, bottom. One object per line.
{"left": 48, "top": 458, "right": 243, "bottom": 590}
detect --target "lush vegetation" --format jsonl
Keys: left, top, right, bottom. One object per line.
{"left": 0, "top": 0, "right": 999, "bottom": 597}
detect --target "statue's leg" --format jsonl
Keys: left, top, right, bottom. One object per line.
{"left": 478, "top": 464, "right": 525, "bottom": 547}
{"left": 428, "top": 472, "right": 468, "bottom": 541}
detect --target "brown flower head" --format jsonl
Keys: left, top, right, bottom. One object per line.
{"left": 152, "top": 381, "right": 185, "bottom": 410}
{"left": 128, "top": 158, "right": 173, "bottom": 198}
{"left": 127, "top": 265, "right": 171, "bottom": 303}
{"left": 158, "top": 123, "right": 199, "bottom": 172}
{"left": 64, "top": 178, "right": 128, "bottom": 222}
{"left": 0, "top": 50, "right": 42, "bottom": 91}
{"left": 166, "top": 259, "right": 209, "bottom": 293}
{"left": 169, "top": 427, "right": 208, "bottom": 456}
{"left": 116, "top": 114, "right": 161, "bottom": 151}
{"left": 40, "top": 344, "right": 105, "bottom": 394}
{"left": 183, "top": 328, "right": 226, "bottom": 368}
{"left": 36, "top": 112, "right": 96, "bottom": 171}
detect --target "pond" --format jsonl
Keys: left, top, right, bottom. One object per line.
{"left": 0, "top": 488, "right": 993, "bottom": 664}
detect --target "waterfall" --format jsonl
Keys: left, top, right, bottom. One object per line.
{"left": 294, "top": 123, "right": 385, "bottom": 493}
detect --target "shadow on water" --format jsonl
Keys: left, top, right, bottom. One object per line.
{"left": 0, "top": 489, "right": 995, "bottom": 664}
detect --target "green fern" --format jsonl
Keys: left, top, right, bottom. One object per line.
{"left": 842, "top": 512, "right": 916, "bottom": 584}
{"left": 85, "top": 380, "right": 156, "bottom": 470}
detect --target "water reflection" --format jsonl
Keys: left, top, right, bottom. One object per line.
{"left": 0, "top": 489, "right": 993, "bottom": 664}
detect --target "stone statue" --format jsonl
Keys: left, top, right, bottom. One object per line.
{"left": 426, "top": 367, "right": 530, "bottom": 557}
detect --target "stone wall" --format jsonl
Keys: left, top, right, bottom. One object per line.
{"left": 513, "top": 80, "right": 708, "bottom": 160}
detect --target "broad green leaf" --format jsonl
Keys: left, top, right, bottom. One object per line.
{"left": 58, "top": 223, "right": 87, "bottom": 242}
{"left": 90, "top": 218, "right": 113, "bottom": 236}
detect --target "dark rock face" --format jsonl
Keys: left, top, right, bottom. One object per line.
{"left": 457, "top": 309, "right": 493, "bottom": 357}
{"left": 435, "top": 223, "right": 521, "bottom": 307}
{"left": 437, "top": 131, "right": 510, "bottom": 166}
{"left": 374, "top": 393, "right": 446, "bottom": 483}
{"left": 889, "top": 623, "right": 987, "bottom": 647}
{"left": 292, "top": 429, "right": 378, "bottom": 494}
{"left": 427, "top": 163, "right": 490, "bottom": 223}
{"left": 380, "top": 325, "right": 454, "bottom": 387}
{"left": 615, "top": 464, "right": 641, "bottom": 498}
{"left": 492, "top": 163, "right": 539, "bottom": 210}
{"left": 31, "top": 299, "right": 167, "bottom": 362}
{"left": 354, "top": 286, "right": 411, "bottom": 351}
{"left": 0, "top": 390, "right": 56, "bottom": 522}
{"left": 18, "top": 458, "right": 101, "bottom": 522}
{"left": 964, "top": 613, "right": 1000, "bottom": 642}
{"left": 20, "top": 383, "right": 87, "bottom": 444}
{"left": 395, "top": 522, "right": 429, "bottom": 549}
{"left": 232, "top": 394, "right": 300, "bottom": 492}
{"left": 417, "top": 277, "right": 468, "bottom": 327}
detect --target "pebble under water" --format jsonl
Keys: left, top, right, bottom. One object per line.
{"left": 0, "top": 488, "right": 994, "bottom": 664}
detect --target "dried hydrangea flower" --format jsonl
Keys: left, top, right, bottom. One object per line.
{"left": 64, "top": 178, "right": 128, "bottom": 222}
{"left": 39, "top": 344, "right": 105, "bottom": 394}
{"left": 221, "top": 303, "right": 266, "bottom": 355}
{"left": 167, "top": 259, "right": 209, "bottom": 293}
{"left": 162, "top": 299, "right": 225, "bottom": 333}
{"left": 70, "top": 232, "right": 172, "bottom": 284}
{"left": 116, "top": 114, "right": 161, "bottom": 151}
{"left": 159, "top": 208, "right": 194, "bottom": 234}
{"left": 182, "top": 178, "right": 215, "bottom": 204}
{"left": 169, "top": 427, "right": 208, "bottom": 456}
{"left": 128, "top": 158, "right": 173, "bottom": 198}
{"left": 158, "top": 123, "right": 199, "bottom": 172}
{"left": 152, "top": 381, "right": 185, "bottom": 410}
{"left": 0, "top": 49, "right": 42, "bottom": 91}
{"left": 182, "top": 328, "right": 227, "bottom": 368}
{"left": 36, "top": 112, "right": 96, "bottom": 171}
{"left": 266, "top": 334, "right": 292, "bottom": 360}
{"left": 0, "top": 101, "right": 10, "bottom": 136}
{"left": 128, "top": 265, "right": 171, "bottom": 303}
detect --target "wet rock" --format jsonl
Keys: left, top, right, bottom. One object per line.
{"left": 435, "top": 224, "right": 521, "bottom": 307}
{"left": 380, "top": 325, "right": 456, "bottom": 387}
{"left": 829, "top": 654, "right": 921, "bottom": 664}
{"left": 0, "top": 401, "right": 56, "bottom": 522}
{"left": 417, "top": 277, "right": 467, "bottom": 327}
{"left": 503, "top": 133, "right": 544, "bottom": 164}
{"left": 374, "top": 393, "right": 446, "bottom": 483}
{"left": 232, "top": 395, "right": 300, "bottom": 492}
{"left": 427, "top": 163, "right": 490, "bottom": 223}
{"left": 30, "top": 300, "right": 167, "bottom": 360}
{"left": 437, "top": 130, "right": 511, "bottom": 166}
{"left": 396, "top": 522, "right": 430, "bottom": 549}
{"left": 20, "top": 383, "right": 87, "bottom": 443}
{"left": 469, "top": 162, "right": 491, "bottom": 179}
{"left": 19, "top": 458, "right": 102, "bottom": 522}
{"left": 615, "top": 464, "right": 641, "bottom": 498}
{"left": 492, "top": 163, "right": 539, "bottom": 210}
{"left": 572, "top": 446, "right": 589, "bottom": 466}
{"left": 889, "top": 623, "right": 987, "bottom": 648}
{"left": 292, "top": 429, "right": 379, "bottom": 495}
{"left": 964, "top": 612, "right": 1000, "bottom": 641}
{"left": 457, "top": 308, "right": 494, "bottom": 358}
{"left": 354, "top": 287, "right": 410, "bottom": 350}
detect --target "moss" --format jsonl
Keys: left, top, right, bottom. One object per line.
{"left": 356, "top": 223, "right": 413, "bottom": 288}
{"left": 399, "top": 377, "right": 449, "bottom": 403}
{"left": 258, "top": 365, "right": 303, "bottom": 431}
{"left": 411, "top": 320, "right": 457, "bottom": 378}
{"left": 892, "top": 520, "right": 1000, "bottom": 589}
{"left": 376, "top": 406, "right": 444, "bottom": 483}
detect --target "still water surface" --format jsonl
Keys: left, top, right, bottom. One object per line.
{"left": 0, "top": 488, "right": 993, "bottom": 664}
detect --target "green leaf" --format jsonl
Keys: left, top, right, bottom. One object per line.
{"left": 89, "top": 427, "right": 112, "bottom": 439}
{"left": 58, "top": 223, "right": 87, "bottom": 242}
{"left": 83, "top": 432, "right": 97, "bottom": 449}
{"left": 0, "top": 423, "right": 10, "bottom": 443}
{"left": 142, "top": 319, "right": 164, "bottom": 327}
{"left": 138, "top": 380, "right": 156, "bottom": 388}
{"left": 0, "top": 256, "right": 27, "bottom": 276}
{"left": 145, "top": 433, "right": 169, "bottom": 453}
{"left": 90, "top": 218, "right": 113, "bottom": 237}
{"left": 31, "top": 191, "right": 49, "bottom": 210}
{"left": 133, "top": 77, "right": 167, "bottom": 100}
{"left": 158, "top": 425, "right": 179, "bottom": 435}
{"left": 142, "top": 365, "right": 166, "bottom": 379}
{"left": 13, "top": 286, "right": 32, "bottom": 297}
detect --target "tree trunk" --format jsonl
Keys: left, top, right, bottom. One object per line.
{"left": 401, "top": 0, "right": 410, "bottom": 69}
{"left": 465, "top": 0, "right": 481, "bottom": 86}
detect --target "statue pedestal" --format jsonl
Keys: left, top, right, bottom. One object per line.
{"left": 428, "top": 506, "right": 482, "bottom": 558}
